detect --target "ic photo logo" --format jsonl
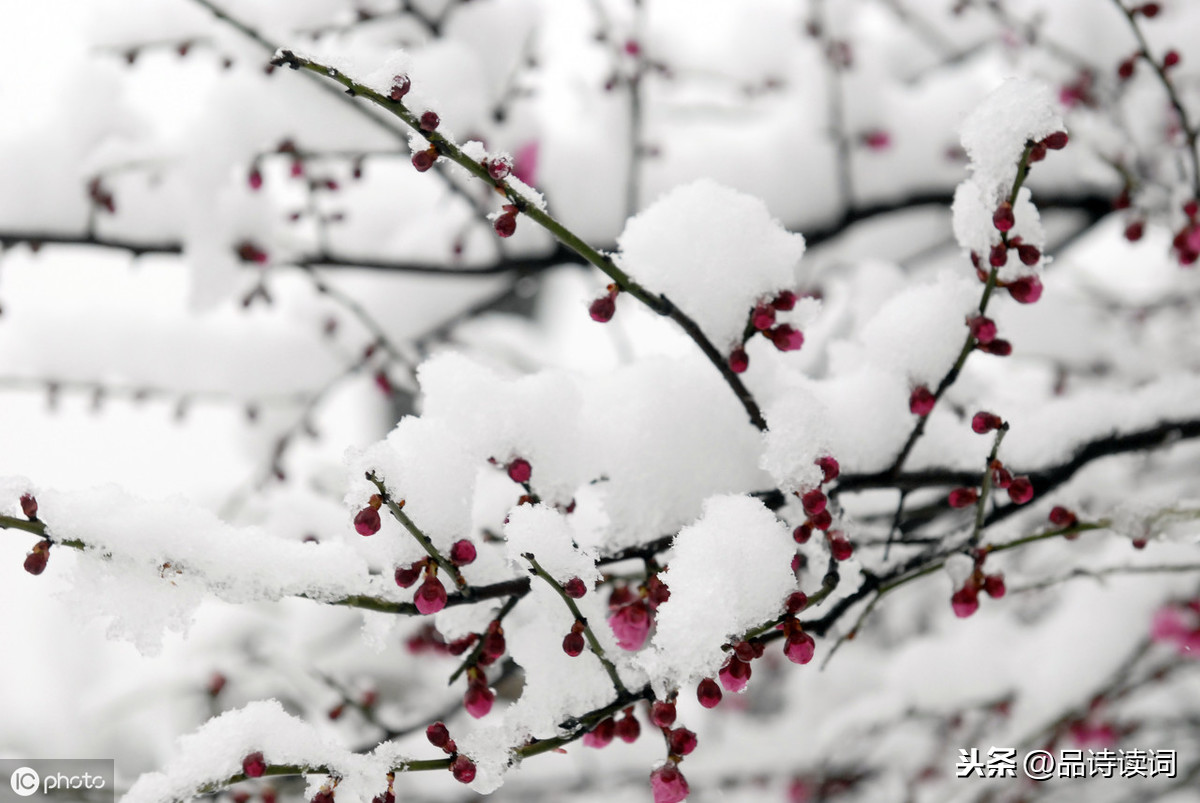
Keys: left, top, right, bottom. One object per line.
{"left": 9, "top": 767, "right": 39, "bottom": 797}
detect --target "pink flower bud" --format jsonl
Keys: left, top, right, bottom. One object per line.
{"left": 242, "top": 752, "right": 267, "bottom": 778}
{"left": 729, "top": 347, "right": 749, "bottom": 374}
{"left": 415, "top": 576, "right": 448, "bottom": 614}
{"left": 769, "top": 324, "right": 805, "bottom": 352}
{"left": 354, "top": 507, "right": 381, "bottom": 536}
{"left": 784, "top": 630, "right": 816, "bottom": 664}
{"left": 948, "top": 488, "right": 979, "bottom": 508}
{"left": 650, "top": 763, "right": 690, "bottom": 803}
{"left": 993, "top": 202, "right": 1015, "bottom": 232}
{"left": 463, "top": 684, "right": 494, "bottom": 718}
{"left": 1007, "top": 275, "right": 1043, "bottom": 304}
{"left": 696, "top": 677, "right": 722, "bottom": 708}
{"left": 449, "top": 540, "right": 477, "bottom": 566}
{"left": 608, "top": 600, "right": 652, "bottom": 650}
{"left": 971, "top": 411, "right": 1003, "bottom": 434}
{"left": 507, "top": 458, "right": 532, "bottom": 483}
{"left": 816, "top": 455, "right": 840, "bottom": 483}
{"left": 651, "top": 701, "right": 677, "bottom": 727}
{"left": 951, "top": 586, "right": 979, "bottom": 618}
{"left": 909, "top": 386, "right": 936, "bottom": 417}
{"left": 1007, "top": 476, "right": 1034, "bottom": 504}
{"left": 718, "top": 656, "right": 752, "bottom": 692}
{"left": 450, "top": 755, "right": 476, "bottom": 784}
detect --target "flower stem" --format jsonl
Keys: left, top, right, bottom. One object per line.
{"left": 523, "top": 553, "right": 629, "bottom": 697}
{"left": 366, "top": 471, "right": 467, "bottom": 592}
{"left": 272, "top": 50, "right": 767, "bottom": 431}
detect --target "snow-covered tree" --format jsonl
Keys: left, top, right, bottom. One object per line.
{"left": 3, "top": 1, "right": 1200, "bottom": 801}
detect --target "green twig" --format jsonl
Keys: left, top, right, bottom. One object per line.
{"left": 271, "top": 50, "right": 767, "bottom": 431}
{"left": 366, "top": 471, "right": 467, "bottom": 592}
{"left": 523, "top": 553, "right": 628, "bottom": 697}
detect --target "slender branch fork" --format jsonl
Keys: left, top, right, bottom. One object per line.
{"left": 1110, "top": 0, "right": 1200, "bottom": 198}
{"left": 270, "top": 49, "right": 769, "bottom": 431}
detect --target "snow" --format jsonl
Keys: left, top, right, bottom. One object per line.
{"left": 615, "top": 179, "right": 806, "bottom": 351}
{"left": 503, "top": 504, "right": 601, "bottom": 586}
{"left": 760, "top": 384, "right": 831, "bottom": 493}
{"left": 26, "top": 483, "right": 389, "bottom": 654}
{"left": 123, "top": 700, "right": 392, "bottom": 803}
{"left": 958, "top": 78, "right": 1064, "bottom": 204}
{"left": 639, "top": 495, "right": 795, "bottom": 696}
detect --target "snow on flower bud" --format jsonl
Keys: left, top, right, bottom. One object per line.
{"left": 1007, "top": 275, "right": 1043, "bottom": 304}
{"left": 650, "top": 763, "right": 690, "bottom": 803}
{"left": 389, "top": 74, "right": 411, "bottom": 101}
{"left": 948, "top": 488, "right": 979, "bottom": 508}
{"left": 20, "top": 493, "right": 37, "bottom": 519}
{"left": 242, "top": 752, "right": 267, "bottom": 778}
{"left": 415, "top": 576, "right": 448, "bottom": 614}
{"left": 909, "top": 385, "right": 936, "bottom": 417}
{"left": 354, "top": 506, "right": 381, "bottom": 536}
{"left": 464, "top": 684, "right": 494, "bottom": 718}
{"left": 993, "top": 202, "right": 1015, "bottom": 232}
{"left": 486, "top": 155, "right": 512, "bottom": 181}
{"left": 971, "top": 411, "right": 1003, "bottom": 434}
{"left": 1007, "top": 476, "right": 1034, "bottom": 504}
{"left": 449, "top": 540, "right": 477, "bottom": 566}
{"left": 696, "top": 677, "right": 722, "bottom": 708}
{"left": 450, "top": 756, "right": 476, "bottom": 784}
{"left": 419, "top": 111, "right": 440, "bottom": 131}
{"left": 507, "top": 458, "right": 532, "bottom": 483}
